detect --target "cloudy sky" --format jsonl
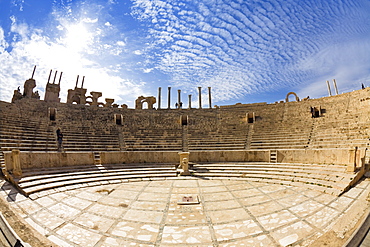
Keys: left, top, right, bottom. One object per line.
{"left": 0, "top": 0, "right": 369, "bottom": 108}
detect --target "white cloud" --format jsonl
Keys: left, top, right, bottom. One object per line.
{"left": 82, "top": 18, "right": 98, "bottom": 23}
{"left": 10, "top": 16, "right": 29, "bottom": 39}
{"left": 116, "top": 41, "right": 126, "bottom": 46}
{"left": 11, "top": 0, "right": 25, "bottom": 11}
{"left": 143, "top": 68, "right": 153, "bottom": 73}
{"left": 0, "top": 11, "right": 148, "bottom": 107}
{"left": 0, "top": 27, "right": 8, "bottom": 52}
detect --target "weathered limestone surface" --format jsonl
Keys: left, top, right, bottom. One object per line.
{"left": 0, "top": 87, "right": 369, "bottom": 169}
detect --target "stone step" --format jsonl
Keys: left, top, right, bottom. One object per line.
{"left": 191, "top": 162, "right": 348, "bottom": 173}
{"left": 19, "top": 167, "right": 176, "bottom": 186}
{"left": 189, "top": 146, "right": 245, "bottom": 150}
{"left": 250, "top": 140, "right": 307, "bottom": 145}
{"left": 125, "top": 147, "right": 181, "bottom": 151}
{"left": 191, "top": 168, "right": 351, "bottom": 185}
{"left": 22, "top": 172, "right": 177, "bottom": 196}
{"left": 249, "top": 145, "right": 307, "bottom": 149}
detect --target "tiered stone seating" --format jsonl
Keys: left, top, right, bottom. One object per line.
{"left": 14, "top": 163, "right": 177, "bottom": 198}
{"left": 190, "top": 162, "right": 356, "bottom": 196}
{"left": 54, "top": 104, "right": 122, "bottom": 152}
{"left": 0, "top": 105, "right": 56, "bottom": 152}
{"left": 247, "top": 101, "right": 313, "bottom": 149}
{"left": 59, "top": 126, "right": 121, "bottom": 152}
{"left": 1, "top": 88, "right": 369, "bottom": 154}
{"left": 0, "top": 100, "right": 121, "bottom": 152}
{"left": 124, "top": 128, "right": 182, "bottom": 151}
{"left": 121, "top": 111, "right": 183, "bottom": 151}
{"left": 188, "top": 110, "right": 248, "bottom": 150}
{"left": 308, "top": 103, "right": 370, "bottom": 149}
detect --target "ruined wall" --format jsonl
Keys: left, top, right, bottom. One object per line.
{"left": 0, "top": 88, "right": 369, "bottom": 154}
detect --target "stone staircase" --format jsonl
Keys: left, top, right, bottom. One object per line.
{"left": 14, "top": 163, "right": 178, "bottom": 199}
{"left": 190, "top": 162, "right": 356, "bottom": 196}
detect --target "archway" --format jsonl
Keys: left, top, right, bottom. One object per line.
{"left": 135, "top": 96, "right": 156, "bottom": 109}
{"left": 285, "top": 92, "right": 300, "bottom": 102}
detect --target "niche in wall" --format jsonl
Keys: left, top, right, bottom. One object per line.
{"left": 114, "top": 114, "right": 124, "bottom": 125}
{"left": 246, "top": 112, "right": 255, "bottom": 123}
{"left": 181, "top": 115, "right": 188, "bottom": 125}
{"left": 49, "top": 108, "right": 57, "bottom": 121}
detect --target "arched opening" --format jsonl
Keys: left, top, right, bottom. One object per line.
{"left": 285, "top": 92, "right": 300, "bottom": 102}
{"left": 115, "top": 114, "right": 124, "bottom": 125}
{"left": 142, "top": 101, "right": 148, "bottom": 109}
{"left": 246, "top": 112, "right": 255, "bottom": 123}
{"left": 181, "top": 115, "right": 188, "bottom": 125}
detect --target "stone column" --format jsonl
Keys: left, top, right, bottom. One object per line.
{"left": 158, "top": 87, "right": 161, "bottom": 109}
{"left": 12, "top": 149, "right": 22, "bottom": 177}
{"left": 178, "top": 89, "right": 181, "bottom": 109}
{"left": 326, "top": 80, "right": 332, "bottom": 96}
{"left": 188, "top": 95, "right": 192, "bottom": 109}
{"left": 333, "top": 79, "right": 339, "bottom": 95}
{"left": 198, "top": 87, "right": 202, "bottom": 109}
{"left": 167, "top": 87, "right": 171, "bottom": 109}
{"left": 208, "top": 87, "right": 212, "bottom": 109}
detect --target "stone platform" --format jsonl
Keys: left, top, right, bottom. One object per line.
{"left": 1, "top": 177, "right": 370, "bottom": 246}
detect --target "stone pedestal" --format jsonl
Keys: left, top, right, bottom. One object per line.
{"left": 12, "top": 149, "right": 22, "bottom": 177}
{"left": 90, "top": 91, "right": 103, "bottom": 106}
{"left": 178, "top": 152, "right": 190, "bottom": 175}
{"left": 347, "top": 148, "right": 357, "bottom": 172}
{"left": 105, "top": 98, "right": 114, "bottom": 107}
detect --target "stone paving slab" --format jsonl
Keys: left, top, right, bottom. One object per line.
{"left": 1, "top": 177, "right": 370, "bottom": 246}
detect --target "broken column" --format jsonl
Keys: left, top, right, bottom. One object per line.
{"left": 168, "top": 87, "right": 171, "bottom": 109}
{"left": 105, "top": 98, "right": 114, "bottom": 107}
{"left": 208, "top": 87, "right": 212, "bottom": 109}
{"left": 89, "top": 91, "right": 103, "bottom": 106}
{"left": 326, "top": 80, "right": 332, "bottom": 96}
{"left": 178, "top": 89, "right": 181, "bottom": 109}
{"left": 198, "top": 87, "right": 202, "bottom": 109}
{"left": 44, "top": 70, "right": 61, "bottom": 102}
{"left": 158, "top": 87, "right": 162, "bottom": 109}
{"left": 333, "top": 79, "right": 339, "bottom": 95}
{"left": 67, "top": 75, "right": 87, "bottom": 104}
{"left": 188, "top": 95, "right": 192, "bottom": 109}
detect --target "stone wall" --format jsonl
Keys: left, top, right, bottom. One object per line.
{"left": 0, "top": 87, "right": 369, "bottom": 155}
{"left": 3, "top": 148, "right": 361, "bottom": 171}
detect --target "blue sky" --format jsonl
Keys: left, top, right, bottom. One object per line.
{"left": 0, "top": 0, "right": 369, "bottom": 108}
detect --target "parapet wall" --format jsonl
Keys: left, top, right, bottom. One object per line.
{"left": 3, "top": 148, "right": 360, "bottom": 171}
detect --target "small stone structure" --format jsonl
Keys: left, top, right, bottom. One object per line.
{"left": 135, "top": 96, "right": 156, "bottom": 109}
{"left": 12, "top": 66, "right": 40, "bottom": 102}
{"left": 285, "top": 92, "right": 300, "bottom": 102}
{"left": 67, "top": 76, "right": 87, "bottom": 104}
{"left": 87, "top": 91, "right": 103, "bottom": 106}
{"left": 178, "top": 152, "right": 190, "bottom": 175}
{"left": 44, "top": 70, "right": 61, "bottom": 103}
